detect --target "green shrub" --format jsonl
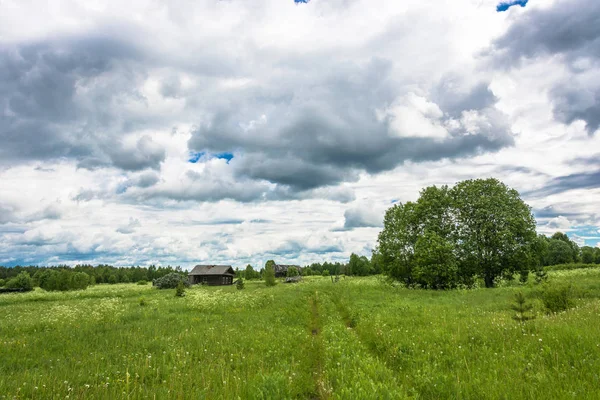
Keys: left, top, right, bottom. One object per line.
{"left": 153, "top": 273, "right": 190, "bottom": 289}
{"left": 264, "top": 263, "right": 276, "bottom": 287}
{"left": 175, "top": 281, "right": 186, "bottom": 297}
{"left": 139, "top": 297, "right": 147, "bottom": 306}
{"left": 108, "top": 275, "right": 118, "bottom": 284}
{"left": 236, "top": 278, "right": 245, "bottom": 290}
{"left": 39, "top": 270, "right": 91, "bottom": 291}
{"left": 6, "top": 272, "right": 34, "bottom": 291}
{"left": 322, "top": 269, "right": 330, "bottom": 277}
{"left": 0, "top": 278, "right": 5, "bottom": 287}
{"left": 545, "top": 263, "right": 599, "bottom": 272}
{"left": 137, "top": 280, "right": 148, "bottom": 285}
{"left": 286, "top": 267, "right": 299, "bottom": 277}
{"left": 541, "top": 283, "right": 575, "bottom": 313}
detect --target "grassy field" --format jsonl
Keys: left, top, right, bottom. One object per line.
{"left": 1, "top": 270, "right": 600, "bottom": 399}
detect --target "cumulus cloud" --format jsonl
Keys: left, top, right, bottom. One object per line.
{"left": 1, "top": 0, "right": 600, "bottom": 265}
{"left": 490, "top": 0, "right": 600, "bottom": 134}
{"left": 342, "top": 203, "right": 385, "bottom": 230}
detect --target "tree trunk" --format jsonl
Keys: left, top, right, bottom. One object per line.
{"left": 484, "top": 274, "right": 494, "bottom": 288}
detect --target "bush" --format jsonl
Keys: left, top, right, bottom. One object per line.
{"left": 322, "top": 269, "right": 330, "bottom": 277}
{"left": 153, "top": 273, "right": 190, "bottom": 289}
{"left": 39, "top": 270, "right": 91, "bottom": 291}
{"left": 264, "top": 263, "right": 276, "bottom": 287}
{"left": 137, "top": 280, "right": 148, "bottom": 285}
{"left": 286, "top": 267, "right": 299, "bottom": 277}
{"left": 175, "top": 281, "right": 186, "bottom": 297}
{"left": 541, "top": 283, "right": 575, "bottom": 313}
{"left": 6, "top": 272, "right": 34, "bottom": 291}
{"left": 0, "top": 278, "right": 5, "bottom": 287}
{"left": 545, "top": 263, "right": 599, "bottom": 272}
{"left": 236, "top": 278, "right": 245, "bottom": 290}
{"left": 139, "top": 297, "right": 147, "bottom": 306}
{"left": 108, "top": 275, "right": 118, "bottom": 284}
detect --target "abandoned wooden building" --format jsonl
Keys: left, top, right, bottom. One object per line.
{"left": 273, "top": 264, "right": 301, "bottom": 278}
{"left": 188, "top": 265, "right": 235, "bottom": 286}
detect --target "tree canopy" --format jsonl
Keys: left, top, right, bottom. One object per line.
{"left": 376, "top": 178, "right": 537, "bottom": 288}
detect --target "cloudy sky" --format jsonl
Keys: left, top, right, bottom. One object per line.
{"left": 1, "top": 0, "right": 599, "bottom": 268}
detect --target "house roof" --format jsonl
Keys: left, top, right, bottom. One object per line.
{"left": 189, "top": 265, "right": 235, "bottom": 276}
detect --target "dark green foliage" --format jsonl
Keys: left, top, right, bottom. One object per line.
{"left": 541, "top": 283, "right": 575, "bottom": 313}
{"left": 378, "top": 179, "right": 537, "bottom": 289}
{"left": 286, "top": 267, "right": 299, "bottom": 277}
{"left": 581, "top": 246, "right": 595, "bottom": 264}
{"left": 0, "top": 264, "right": 182, "bottom": 285}
{"left": 175, "top": 281, "right": 186, "bottom": 297}
{"left": 510, "top": 292, "right": 535, "bottom": 322}
{"left": 108, "top": 275, "right": 118, "bottom": 284}
{"left": 545, "top": 263, "right": 600, "bottom": 272}
{"left": 245, "top": 265, "right": 259, "bottom": 280}
{"left": 534, "top": 267, "right": 548, "bottom": 284}
{"left": 348, "top": 253, "right": 372, "bottom": 276}
{"left": 264, "top": 261, "right": 276, "bottom": 287}
{"left": 6, "top": 272, "right": 34, "bottom": 291}
{"left": 413, "top": 232, "right": 458, "bottom": 289}
{"left": 153, "top": 273, "right": 190, "bottom": 289}
{"left": 38, "top": 270, "right": 91, "bottom": 291}
{"left": 137, "top": 280, "right": 148, "bottom": 285}
{"left": 236, "top": 278, "right": 245, "bottom": 290}
{"left": 139, "top": 297, "right": 147, "bottom": 306}
{"left": 0, "top": 278, "right": 5, "bottom": 287}
{"left": 548, "top": 239, "right": 575, "bottom": 265}
{"left": 322, "top": 269, "right": 330, "bottom": 277}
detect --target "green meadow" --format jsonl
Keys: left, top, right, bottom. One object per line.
{"left": 1, "top": 270, "right": 600, "bottom": 399}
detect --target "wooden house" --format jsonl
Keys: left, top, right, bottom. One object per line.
{"left": 188, "top": 265, "right": 235, "bottom": 286}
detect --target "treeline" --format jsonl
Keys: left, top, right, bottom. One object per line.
{"left": 375, "top": 178, "right": 600, "bottom": 289}
{"left": 538, "top": 232, "right": 600, "bottom": 266}
{"left": 0, "top": 264, "right": 185, "bottom": 285}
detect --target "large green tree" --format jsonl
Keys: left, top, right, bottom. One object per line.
{"left": 377, "top": 178, "right": 537, "bottom": 288}
{"left": 451, "top": 179, "right": 537, "bottom": 288}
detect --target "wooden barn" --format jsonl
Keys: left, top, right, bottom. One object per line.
{"left": 273, "top": 264, "right": 301, "bottom": 278}
{"left": 188, "top": 265, "right": 235, "bottom": 286}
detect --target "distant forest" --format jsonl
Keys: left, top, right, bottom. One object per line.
{"left": 1, "top": 229, "right": 598, "bottom": 284}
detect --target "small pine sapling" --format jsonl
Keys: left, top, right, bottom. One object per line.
{"left": 510, "top": 292, "right": 535, "bottom": 323}
{"left": 175, "top": 281, "right": 186, "bottom": 297}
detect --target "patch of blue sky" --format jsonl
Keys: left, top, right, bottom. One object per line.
{"left": 188, "top": 152, "right": 234, "bottom": 164}
{"left": 188, "top": 151, "right": 205, "bottom": 163}
{"left": 496, "top": 0, "right": 528, "bottom": 12}
{"left": 568, "top": 225, "right": 600, "bottom": 247}
{"left": 294, "top": 0, "right": 309, "bottom": 3}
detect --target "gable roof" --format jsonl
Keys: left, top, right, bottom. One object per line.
{"left": 189, "top": 265, "right": 234, "bottom": 276}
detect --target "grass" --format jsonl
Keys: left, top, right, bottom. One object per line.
{"left": 1, "top": 271, "right": 600, "bottom": 399}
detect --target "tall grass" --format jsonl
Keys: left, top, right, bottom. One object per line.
{"left": 1, "top": 271, "right": 599, "bottom": 399}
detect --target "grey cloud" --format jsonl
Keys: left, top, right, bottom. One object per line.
{"left": 117, "top": 218, "right": 141, "bottom": 234}
{"left": 343, "top": 207, "right": 383, "bottom": 229}
{"left": 134, "top": 171, "right": 161, "bottom": 188}
{"left": 0, "top": 35, "right": 170, "bottom": 169}
{"left": 491, "top": 0, "right": 600, "bottom": 63}
{"left": 189, "top": 60, "right": 513, "bottom": 192}
{"left": 490, "top": 0, "right": 600, "bottom": 134}
{"left": 108, "top": 136, "right": 166, "bottom": 171}
{"left": 525, "top": 169, "right": 600, "bottom": 197}
{"left": 26, "top": 204, "right": 63, "bottom": 222}
{"left": 0, "top": 204, "right": 17, "bottom": 225}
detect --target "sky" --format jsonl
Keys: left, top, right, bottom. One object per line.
{"left": 1, "top": 0, "right": 599, "bottom": 268}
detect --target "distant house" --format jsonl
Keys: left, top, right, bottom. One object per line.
{"left": 188, "top": 265, "right": 235, "bottom": 286}
{"left": 273, "top": 264, "right": 301, "bottom": 278}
